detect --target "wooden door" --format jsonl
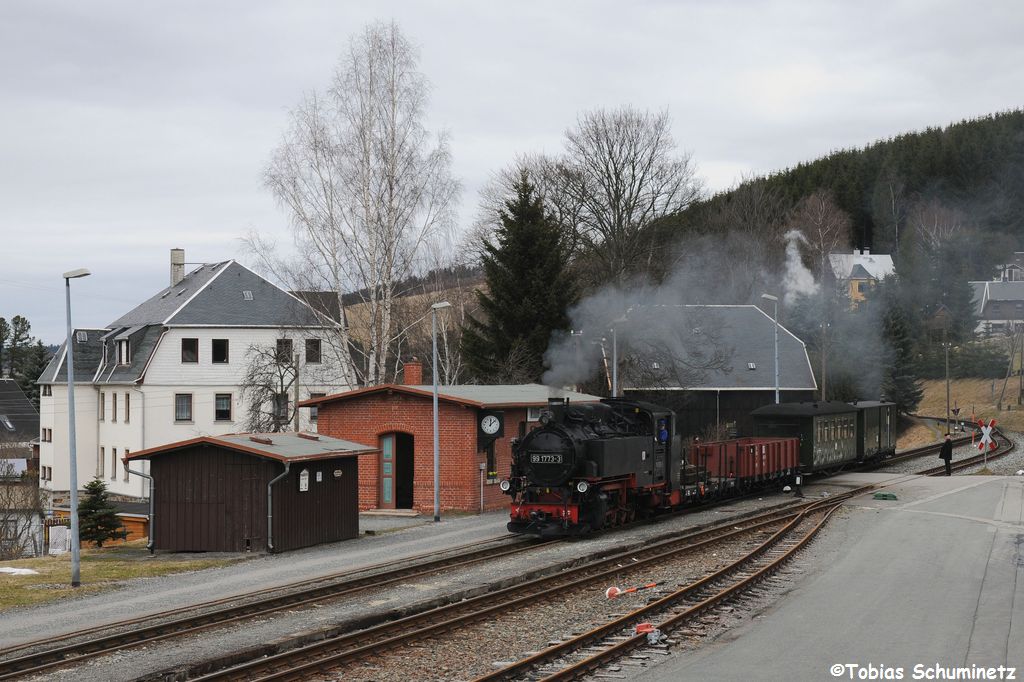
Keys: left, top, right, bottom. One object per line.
{"left": 379, "top": 434, "right": 395, "bottom": 509}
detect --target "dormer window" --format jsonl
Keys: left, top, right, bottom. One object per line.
{"left": 747, "top": 362, "right": 756, "bottom": 370}
{"left": 117, "top": 340, "right": 131, "bottom": 365}
{"left": 0, "top": 415, "right": 14, "bottom": 431}
{"left": 75, "top": 331, "right": 88, "bottom": 343}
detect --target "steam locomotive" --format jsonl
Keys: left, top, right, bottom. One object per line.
{"left": 501, "top": 397, "right": 800, "bottom": 536}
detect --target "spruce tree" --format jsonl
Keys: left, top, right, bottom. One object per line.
{"left": 879, "top": 285, "right": 924, "bottom": 414}
{"left": 462, "top": 173, "right": 578, "bottom": 383}
{"left": 79, "top": 478, "right": 128, "bottom": 548}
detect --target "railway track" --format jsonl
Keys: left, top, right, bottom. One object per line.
{"left": 0, "top": 533, "right": 543, "bottom": 680}
{"left": 193, "top": 482, "right": 902, "bottom": 681}
{"left": 4, "top": 431, "right": 1013, "bottom": 680}
{"left": 476, "top": 499, "right": 846, "bottom": 681}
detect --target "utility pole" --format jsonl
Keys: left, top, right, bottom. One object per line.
{"left": 944, "top": 326, "right": 950, "bottom": 435}
{"left": 293, "top": 353, "right": 300, "bottom": 432}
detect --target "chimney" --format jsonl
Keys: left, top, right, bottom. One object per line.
{"left": 170, "top": 248, "right": 185, "bottom": 287}
{"left": 403, "top": 357, "right": 423, "bottom": 385}
{"left": 863, "top": 247, "right": 870, "bottom": 255}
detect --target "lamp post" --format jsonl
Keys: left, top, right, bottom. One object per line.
{"left": 611, "top": 315, "right": 628, "bottom": 397}
{"left": 761, "top": 294, "right": 780, "bottom": 404}
{"left": 431, "top": 301, "right": 451, "bottom": 523}
{"left": 63, "top": 267, "right": 90, "bottom": 587}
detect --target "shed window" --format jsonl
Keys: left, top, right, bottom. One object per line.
{"left": 175, "top": 394, "right": 193, "bottom": 422}
{"left": 212, "top": 339, "right": 229, "bottom": 364}
{"left": 215, "top": 394, "right": 232, "bottom": 422}
{"left": 181, "top": 338, "right": 198, "bottom": 363}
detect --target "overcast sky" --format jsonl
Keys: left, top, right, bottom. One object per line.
{"left": 2, "top": 0, "right": 1022, "bottom": 344}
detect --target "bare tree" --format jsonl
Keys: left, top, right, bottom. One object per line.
{"left": 559, "top": 107, "right": 703, "bottom": 285}
{"left": 0, "top": 458, "right": 43, "bottom": 559}
{"left": 907, "top": 197, "right": 968, "bottom": 252}
{"left": 785, "top": 190, "right": 853, "bottom": 280}
{"left": 618, "top": 306, "right": 732, "bottom": 390}
{"left": 261, "top": 21, "right": 460, "bottom": 387}
{"left": 238, "top": 336, "right": 338, "bottom": 432}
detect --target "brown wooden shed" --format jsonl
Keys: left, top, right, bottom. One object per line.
{"left": 125, "top": 432, "right": 376, "bottom": 553}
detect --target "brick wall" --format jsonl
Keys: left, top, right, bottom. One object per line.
{"left": 316, "top": 392, "right": 527, "bottom": 513}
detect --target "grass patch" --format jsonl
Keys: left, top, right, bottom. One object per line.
{"left": 919, "top": 379, "right": 1024, "bottom": 432}
{"left": 973, "top": 467, "right": 995, "bottom": 475}
{"left": 0, "top": 540, "right": 245, "bottom": 611}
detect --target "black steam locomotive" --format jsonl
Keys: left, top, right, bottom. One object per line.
{"left": 502, "top": 397, "right": 683, "bottom": 536}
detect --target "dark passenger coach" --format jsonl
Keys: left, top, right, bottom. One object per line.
{"left": 126, "top": 432, "right": 376, "bottom": 553}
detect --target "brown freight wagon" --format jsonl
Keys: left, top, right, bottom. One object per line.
{"left": 690, "top": 437, "right": 800, "bottom": 486}
{"left": 125, "top": 433, "right": 377, "bottom": 553}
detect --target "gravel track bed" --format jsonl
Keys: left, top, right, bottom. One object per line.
{"left": 323, "top": 523, "right": 789, "bottom": 681}
{"left": 956, "top": 429, "right": 1024, "bottom": 475}
{"left": 872, "top": 441, "right": 985, "bottom": 476}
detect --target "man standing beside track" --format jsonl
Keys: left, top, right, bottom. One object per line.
{"left": 939, "top": 433, "right": 953, "bottom": 476}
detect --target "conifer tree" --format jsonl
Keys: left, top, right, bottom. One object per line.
{"left": 78, "top": 478, "right": 128, "bottom": 548}
{"left": 879, "top": 284, "right": 924, "bottom": 414}
{"left": 462, "top": 173, "right": 578, "bottom": 383}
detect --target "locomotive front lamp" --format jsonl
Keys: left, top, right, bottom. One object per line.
{"left": 576, "top": 481, "right": 589, "bottom": 493}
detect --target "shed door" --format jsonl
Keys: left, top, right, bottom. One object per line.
{"left": 379, "top": 434, "right": 395, "bottom": 509}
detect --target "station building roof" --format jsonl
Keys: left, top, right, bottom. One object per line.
{"left": 300, "top": 383, "right": 601, "bottom": 409}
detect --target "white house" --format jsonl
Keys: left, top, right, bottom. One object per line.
{"left": 37, "top": 251, "right": 357, "bottom": 501}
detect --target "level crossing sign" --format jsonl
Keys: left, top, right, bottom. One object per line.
{"left": 977, "top": 419, "right": 997, "bottom": 451}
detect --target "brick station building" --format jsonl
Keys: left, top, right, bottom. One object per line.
{"left": 301, "top": 360, "right": 600, "bottom": 514}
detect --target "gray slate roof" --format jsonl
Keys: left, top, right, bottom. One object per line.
{"left": 127, "top": 432, "right": 377, "bottom": 463}
{"left": 0, "top": 378, "right": 39, "bottom": 442}
{"left": 110, "top": 261, "right": 321, "bottom": 328}
{"left": 37, "top": 329, "right": 106, "bottom": 385}
{"left": 624, "top": 305, "right": 817, "bottom": 392}
{"left": 970, "top": 280, "right": 1024, "bottom": 316}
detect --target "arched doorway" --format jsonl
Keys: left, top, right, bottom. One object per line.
{"left": 379, "top": 432, "right": 415, "bottom": 509}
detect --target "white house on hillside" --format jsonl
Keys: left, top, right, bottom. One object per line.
{"left": 37, "top": 251, "right": 357, "bottom": 501}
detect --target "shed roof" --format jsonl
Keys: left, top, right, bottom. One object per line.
{"left": 125, "top": 432, "right": 377, "bottom": 463}
{"left": 300, "top": 383, "right": 601, "bottom": 409}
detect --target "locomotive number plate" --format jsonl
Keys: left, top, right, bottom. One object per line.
{"left": 530, "top": 453, "right": 563, "bottom": 464}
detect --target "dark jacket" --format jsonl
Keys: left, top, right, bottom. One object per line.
{"left": 939, "top": 439, "right": 953, "bottom": 461}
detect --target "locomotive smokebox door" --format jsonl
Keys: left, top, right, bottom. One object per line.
{"left": 478, "top": 410, "right": 505, "bottom": 449}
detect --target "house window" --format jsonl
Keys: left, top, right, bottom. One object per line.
{"left": 98, "top": 446, "right": 105, "bottom": 477}
{"left": 309, "top": 393, "right": 326, "bottom": 422}
{"left": 274, "top": 393, "right": 289, "bottom": 424}
{"left": 181, "top": 338, "right": 199, "bottom": 363}
{"left": 41, "top": 428, "right": 52, "bottom": 442}
{"left": 112, "top": 393, "right": 118, "bottom": 422}
{"left": 110, "top": 448, "right": 117, "bottom": 481}
{"left": 100, "top": 393, "right": 105, "bottom": 421}
{"left": 42, "top": 385, "right": 52, "bottom": 397}
{"left": 175, "top": 394, "right": 193, "bottom": 422}
{"left": 305, "top": 339, "right": 322, "bottom": 364}
{"left": 116, "top": 339, "right": 130, "bottom": 365}
{"left": 215, "top": 394, "right": 232, "bottom": 422}
{"left": 212, "top": 339, "right": 229, "bottom": 364}
{"left": 276, "top": 338, "right": 293, "bottom": 364}
{"left": 125, "top": 393, "right": 130, "bottom": 423}
{"left": 123, "top": 451, "right": 130, "bottom": 482}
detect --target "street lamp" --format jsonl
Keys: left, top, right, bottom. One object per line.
{"left": 611, "top": 315, "right": 628, "bottom": 397}
{"left": 431, "top": 301, "right": 451, "bottom": 523}
{"left": 63, "top": 267, "right": 90, "bottom": 587}
{"left": 761, "top": 294, "right": 780, "bottom": 404}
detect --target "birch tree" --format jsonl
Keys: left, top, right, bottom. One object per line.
{"left": 786, "top": 190, "right": 853, "bottom": 280}
{"left": 262, "top": 21, "right": 459, "bottom": 386}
